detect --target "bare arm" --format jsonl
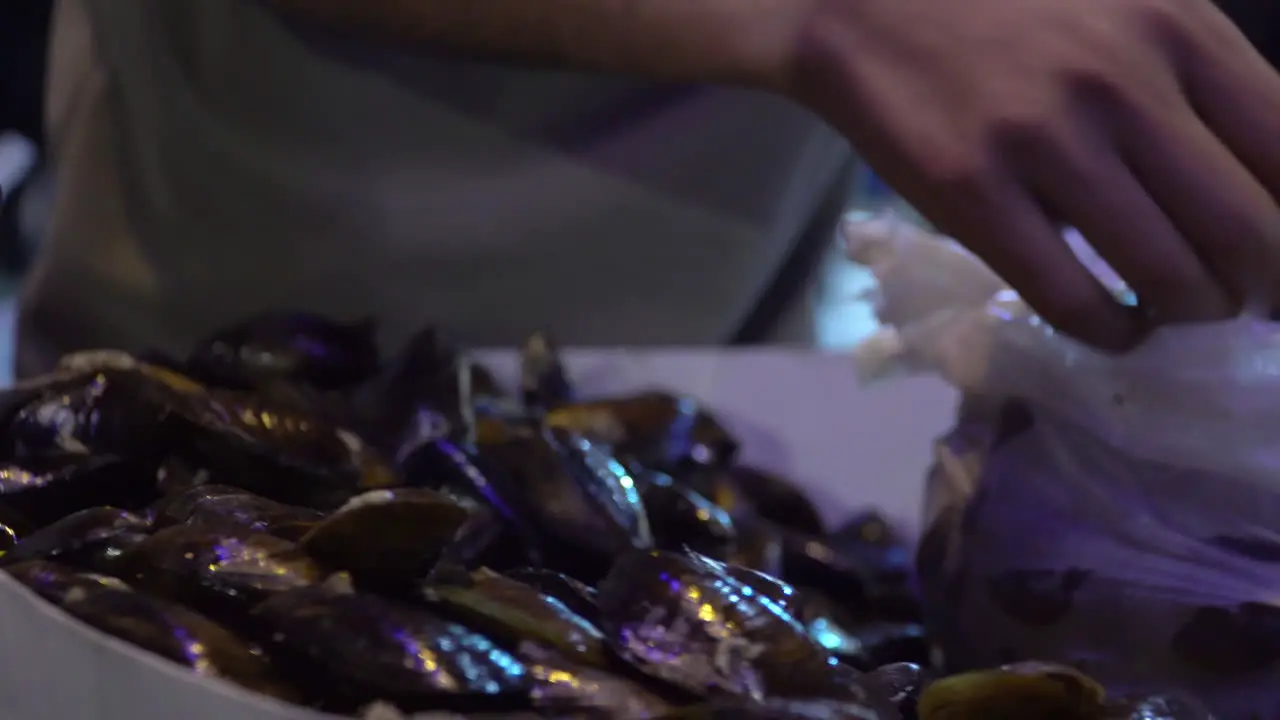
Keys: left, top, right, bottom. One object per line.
{"left": 265, "top": 0, "right": 815, "bottom": 91}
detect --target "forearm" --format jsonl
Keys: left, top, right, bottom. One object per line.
{"left": 266, "top": 0, "right": 813, "bottom": 90}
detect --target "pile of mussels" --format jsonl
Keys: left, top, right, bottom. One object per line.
{"left": 0, "top": 313, "right": 1215, "bottom": 719}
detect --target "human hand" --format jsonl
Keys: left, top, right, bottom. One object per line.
{"left": 784, "top": 0, "right": 1280, "bottom": 350}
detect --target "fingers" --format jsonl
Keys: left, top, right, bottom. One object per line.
{"left": 1027, "top": 133, "right": 1235, "bottom": 324}
{"left": 1118, "top": 106, "right": 1280, "bottom": 314}
{"left": 1177, "top": 2, "right": 1280, "bottom": 202}
{"left": 941, "top": 178, "right": 1147, "bottom": 351}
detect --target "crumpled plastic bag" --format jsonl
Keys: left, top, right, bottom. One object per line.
{"left": 845, "top": 212, "right": 1280, "bottom": 720}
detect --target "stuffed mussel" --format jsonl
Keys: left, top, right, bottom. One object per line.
{"left": 0, "top": 320, "right": 1224, "bottom": 719}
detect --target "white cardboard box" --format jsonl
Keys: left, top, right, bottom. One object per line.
{"left": 0, "top": 349, "right": 958, "bottom": 720}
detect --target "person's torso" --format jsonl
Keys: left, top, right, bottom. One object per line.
{"left": 20, "top": 0, "right": 852, "bottom": 375}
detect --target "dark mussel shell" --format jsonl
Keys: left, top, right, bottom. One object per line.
{"left": 866, "top": 663, "right": 932, "bottom": 720}
{"left": 118, "top": 523, "right": 322, "bottom": 633}
{"left": 545, "top": 391, "right": 738, "bottom": 473}
{"left": 60, "top": 582, "right": 297, "bottom": 701}
{"left": 3, "top": 361, "right": 206, "bottom": 462}
{"left": 634, "top": 468, "right": 736, "bottom": 561}
{"left": 150, "top": 485, "right": 324, "bottom": 542}
{"left": 5, "top": 559, "right": 131, "bottom": 605}
{"left": 181, "top": 389, "right": 397, "bottom": 510}
{"left": 185, "top": 311, "right": 380, "bottom": 391}
{"left": 596, "top": 549, "right": 854, "bottom": 702}
{"left": 252, "top": 581, "right": 532, "bottom": 713}
{"left": 831, "top": 510, "right": 914, "bottom": 587}
{"left": 918, "top": 662, "right": 1106, "bottom": 720}
{"left": 1, "top": 507, "right": 152, "bottom": 575}
{"left": 711, "top": 466, "right": 825, "bottom": 537}
{"left": 778, "top": 529, "right": 921, "bottom": 623}
{"left": 519, "top": 643, "right": 671, "bottom": 719}
{"left": 1104, "top": 694, "right": 1215, "bottom": 720}
{"left": 421, "top": 567, "right": 608, "bottom": 669}
{"left": 0, "top": 455, "right": 160, "bottom": 530}
{"left": 502, "top": 568, "right": 601, "bottom": 628}
{"left": 730, "top": 518, "right": 785, "bottom": 577}
{"left": 0, "top": 521, "right": 17, "bottom": 554}
{"left": 486, "top": 426, "right": 652, "bottom": 583}
{"left": 356, "top": 325, "right": 502, "bottom": 453}
{"left": 658, "top": 693, "right": 902, "bottom": 719}
{"left": 397, "top": 435, "right": 544, "bottom": 570}
{"left": 829, "top": 623, "right": 932, "bottom": 671}
{"left": 684, "top": 551, "right": 919, "bottom": 670}
{"left": 299, "top": 488, "right": 496, "bottom": 588}
{"left": 519, "top": 330, "right": 574, "bottom": 411}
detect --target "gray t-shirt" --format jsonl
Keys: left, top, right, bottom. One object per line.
{"left": 18, "top": 0, "right": 853, "bottom": 376}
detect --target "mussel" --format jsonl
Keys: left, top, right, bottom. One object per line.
{"left": 60, "top": 582, "right": 298, "bottom": 701}
{"left": 117, "top": 523, "right": 322, "bottom": 633}
{"left": 1103, "top": 694, "right": 1216, "bottom": 719}
{"left": 518, "top": 643, "right": 671, "bottom": 719}
{"left": 253, "top": 580, "right": 532, "bottom": 713}
{"left": 150, "top": 484, "right": 324, "bottom": 541}
{"left": 485, "top": 425, "right": 652, "bottom": 583}
{"left": 917, "top": 662, "right": 1106, "bottom": 720}
{"left": 519, "top": 330, "right": 574, "bottom": 411}
{"left": 3, "top": 360, "right": 206, "bottom": 463}
{"left": 5, "top": 559, "right": 132, "bottom": 605}
{"left": 1, "top": 506, "right": 152, "bottom": 575}
{"left": 545, "top": 391, "right": 738, "bottom": 473}
{"left": 596, "top": 549, "right": 856, "bottom": 702}
{"left": 633, "top": 468, "right": 737, "bottom": 561}
{"left": 421, "top": 567, "right": 609, "bottom": 668}
{"left": 502, "top": 567, "right": 601, "bottom": 627}
{"left": 866, "top": 663, "right": 932, "bottom": 720}
{"left": 711, "top": 466, "right": 826, "bottom": 537}
{"left": 299, "top": 488, "right": 496, "bottom": 588}
{"left": 180, "top": 388, "right": 397, "bottom": 509}
{"left": 0, "top": 455, "right": 161, "bottom": 530}
{"left": 185, "top": 311, "right": 380, "bottom": 392}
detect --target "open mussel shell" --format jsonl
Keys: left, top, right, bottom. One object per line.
{"left": 918, "top": 662, "right": 1106, "bottom": 720}
{"left": 502, "top": 567, "right": 601, "bottom": 627}
{"left": 253, "top": 581, "right": 532, "bottom": 713}
{"left": 5, "top": 560, "right": 132, "bottom": 605}
{"left": 421, "top": 567, "right": 609, "bottom": 669}
{"left": 0, "top": 455, "right": 161, "bottom": 529}
{"left": 396, "top": 437, "right": 544, "bottom": 570}
{"left": 486, "top": 425, "right": 652, "bottom": 584}
{"left": 596, "top": 549, "right": 855, "bottom": 702}
{"left": 300, "top": 488, "right": 494, "bottom": 588}
{"left": 185, "top": 311, "right": 380, "bottom": 392}
{"left": 545, "top": 391, "right": 738, "bottom": 472}
{"left": 355, "top": 325, "right": 500, "bottom": 453}
{"left": 635, "top": 469, "right": 737, "bottom": 561}
{"left": 117, "top": 523, "right": 322, "bottom": 634}
{"left": 1, "top": 506, "right": 152, "bottom": 575}
{"left": 151, "top": 484, "right": 324, "bottom": 541}
{"left": 60, "top": 582, "right": 298, "bottom": 701}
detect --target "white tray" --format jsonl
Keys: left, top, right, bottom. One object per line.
{"left": 0, "top": 349, "right": 958, "bottom": 720}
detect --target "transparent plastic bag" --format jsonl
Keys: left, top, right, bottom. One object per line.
{"left": 845, "top": 212, "right": 1280, "bottom": 720}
